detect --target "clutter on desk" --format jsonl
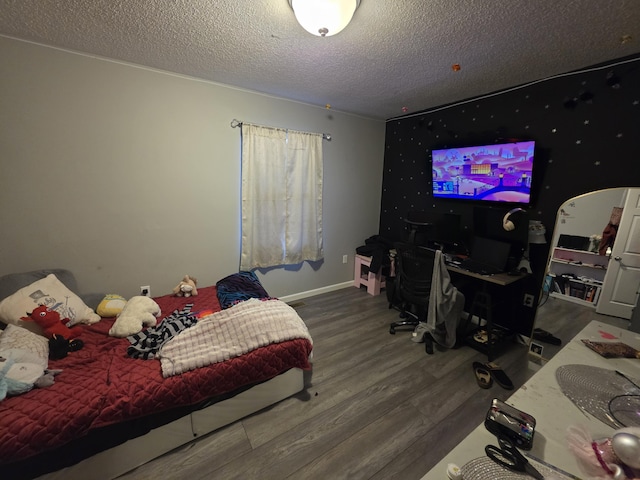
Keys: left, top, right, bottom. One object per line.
{"left": 556, "top": 365, "right": 640, "bottom": 429}
{"left": 484, "top": 398, "right": 535, "bottom": 450}
{"left": 460, "top": 455, "right": 572, "bottom": 480}
{"left": 446, "top": 463, "right": 462, "bottom": 480}
{"left": 610, "top": 394, "right": 640, "bottom": 429}
{"left": 484, "top": 436, "right": 544, "bottom": 479}
{"left": 524, "top": 452, "right": 583, "bottom": 480}
{"left": 581, "top": 339, "right": 640, "bottom": 359}
{"left": 567, "top": 424, "right": 640, "bottom": 479}
{"left": 458, "top": 395, "right": 575, "bottom": 479}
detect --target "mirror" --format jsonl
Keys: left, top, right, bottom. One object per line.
{"left": 548, "top": 188, "right": 628, "bottom": 257}
{"left": 528, "top": 187, "right": 640, "bottom": 363}
{"left": 543, "top": 187, "right": 640, "bottom": 323}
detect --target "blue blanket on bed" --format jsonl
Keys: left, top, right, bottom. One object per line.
{"left": 215, "top": 271, "right": 270, "bottom": 309}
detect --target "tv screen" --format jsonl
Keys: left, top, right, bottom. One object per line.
{"left": 431, "top": 141, "right": 535, "bottom": 204}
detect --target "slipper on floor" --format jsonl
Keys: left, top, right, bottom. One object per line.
{"left": 533, "top": 328, "right": 561, "bottom": 346}
{"left": 473, "top": 330, "right": 488, "bottom": 344}
{"left": 485, "top": 362, "right": 514, "bottom": 390}
{"left": 472, "top": 361, "right": 493, "bottom": 389}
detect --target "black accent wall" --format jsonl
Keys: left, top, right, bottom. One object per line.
{"left": 380, "top": 54, "right": 640, "bottom": 334}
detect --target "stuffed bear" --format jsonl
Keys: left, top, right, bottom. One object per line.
{"left": 21, "top": 305, "right": 83, "bottom": 339}
{"left": 108, "top": 296, "right": 161, "bottom": 338}
{"left": 172, "top": 275, "right": 198, "bottom": 298}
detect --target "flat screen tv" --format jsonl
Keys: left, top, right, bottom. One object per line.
{"left": 431, "top": 140, "right": 535, "bottom": 204}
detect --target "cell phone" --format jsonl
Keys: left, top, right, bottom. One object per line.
{"left": 484, "top": 398, "right": 536, "bottom": 450}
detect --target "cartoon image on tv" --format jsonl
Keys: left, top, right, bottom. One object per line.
{"left": 432, "top": 141, "right": 535, "bottom": 204}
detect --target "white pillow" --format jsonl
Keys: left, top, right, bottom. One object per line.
{"left": 0, "top": 324, "right": 49, "bottom": 367}
{"left": 0, "top": 274, "right": 100, "bottom": 331}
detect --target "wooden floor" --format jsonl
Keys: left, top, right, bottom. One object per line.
{"left": 118, "top": 287, "right": 629, "bottom": 480}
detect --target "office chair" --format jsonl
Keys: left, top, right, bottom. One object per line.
{"left": 404, "top": 210, "right": 434, "bottom": 245}
{"left": 389, "top": 242, "right": 437, "bottom": 353}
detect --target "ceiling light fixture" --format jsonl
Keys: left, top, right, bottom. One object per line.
{"left": 289, "top": 0, "right": 360, "bottom": 37}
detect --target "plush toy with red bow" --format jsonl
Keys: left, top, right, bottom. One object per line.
{"left": 21, "top": 305, "right": 83, "bottom": 340}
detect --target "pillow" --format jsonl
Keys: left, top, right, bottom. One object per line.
{"left": 0, "top": 324, "right": 48, "bottom": 367}
{"left": 0, "top": 325, "right": 50, "bottom": 399}
{"left": 0, "top": 269, "right": 78, "bottom": 303}
{"left": 0, "top": 274, "right": 100, "bottom": 331}
{"left": 96, "top": 294, "right": 127, "bottom": 317}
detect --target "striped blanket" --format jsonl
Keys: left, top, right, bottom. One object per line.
{"left": 159, "top": 298, "right": 312, "bottom": 378}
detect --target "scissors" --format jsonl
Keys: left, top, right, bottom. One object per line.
{"left": 485, "top": 436, "right": 544, "bottom": 479}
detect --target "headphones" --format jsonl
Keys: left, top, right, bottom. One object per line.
{"left": 503, "top": 207, "right": 526, "bottom": 231}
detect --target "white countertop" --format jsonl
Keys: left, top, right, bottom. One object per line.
{"left": 421, "top": 320, "right": 640, "bottom": 480}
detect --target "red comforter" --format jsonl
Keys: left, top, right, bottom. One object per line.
{"left": 0, "top": 286, "right": 312, "bottom": 465}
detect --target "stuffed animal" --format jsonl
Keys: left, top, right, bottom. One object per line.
{"left": 21, "top": 305, "right": 83, "bottom": 339}
{"left": 0, "top": 357, "right": 31, "bottom": 401}
{"left": 49, "top": 334, "right": 84, "bottom": 360}
{"left": 0, "top": 354, "right": 63, "bottom": 400}
{"left": 96, "top": 294, "right": 127, "bottom": 317}
{"left": 172, "top": 275, "right": 198, "bottom": 298}
{"left": 108, "top": 296, "right": 161, "bottom": 338}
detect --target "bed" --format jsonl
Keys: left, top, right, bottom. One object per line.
{"left": 0, "top": 270, "right": 313, "bottom": 480}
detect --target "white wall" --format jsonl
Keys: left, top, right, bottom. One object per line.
{"left": 0, "top": 36, "right": 385, "bottom": 299}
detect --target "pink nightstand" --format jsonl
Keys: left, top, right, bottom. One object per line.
{"left": 354, "top": 254, "right": 386, "bottom": 296}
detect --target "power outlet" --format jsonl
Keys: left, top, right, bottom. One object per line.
{"left": 523, "top": 293, "right": 535, "bottom": 307}
{"left": 342, "top": 254, "right": 348, "bottom": 264}
{"left": 140, "top": 285, "right": 151, "bottom": 297}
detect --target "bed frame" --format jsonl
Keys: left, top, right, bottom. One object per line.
{"left": 37, "top": 367, "right": 306, "bottom": 480}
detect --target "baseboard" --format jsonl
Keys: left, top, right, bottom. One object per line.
{"left": 280, "top": 281, "right": 352, "bottom": 303}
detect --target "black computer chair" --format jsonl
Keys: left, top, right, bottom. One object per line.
{"left": 404, "top": 210, "right": 434, "bottom": 245}
{"left": 389, "top": 242, "right": 437, "bottom": 353}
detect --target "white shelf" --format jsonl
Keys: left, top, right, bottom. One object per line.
{"left": 549, "top": 291, "right": 597, "bottom": 309}
{"left": 548, "top": 272, "right": 602, "bottom": 286}
{"left": 548, "top": 246, "right": 608, "bottom": 307}
{"left": 551, "top": 247, "right": 609, "bottom": 268}
{"left": 549, "top": 258, "right": 607, "bottom": 270}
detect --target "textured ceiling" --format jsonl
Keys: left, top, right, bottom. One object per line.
{"left": 1, "top": 0, "right": 639, "bottom": 120}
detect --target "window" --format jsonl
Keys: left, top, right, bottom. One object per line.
{"left": 240, "top": 124, "right": 323, "bottom": 270}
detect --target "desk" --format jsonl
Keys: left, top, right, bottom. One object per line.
{"left": 447, "top": 264, "right": 528, "bottom": 360}
{"left": 421, "top": 320, "right": 640, "bottom": 479}
{"left": 446, "top": 264, "right": 525, "bottom": 288}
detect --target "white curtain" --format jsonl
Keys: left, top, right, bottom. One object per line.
{"left": 240, "top": 124, "right": 323, "bottom": 270}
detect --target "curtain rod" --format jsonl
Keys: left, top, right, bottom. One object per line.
{"left": 230, "top": 119, "right": 331, "bottom": 141}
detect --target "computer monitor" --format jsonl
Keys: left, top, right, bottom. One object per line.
{"left": 473, "top": 206, "right": 528, "bottom": 269}
{"left": 431, "top": 213, "right": 463, "bottom": 253}
{"left": 404, "top": 211, "right": 463, "bottom": 252}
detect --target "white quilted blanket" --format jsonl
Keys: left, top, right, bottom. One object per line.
{"left": 159, "top": 298, "right": 312, "bottom": 378}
